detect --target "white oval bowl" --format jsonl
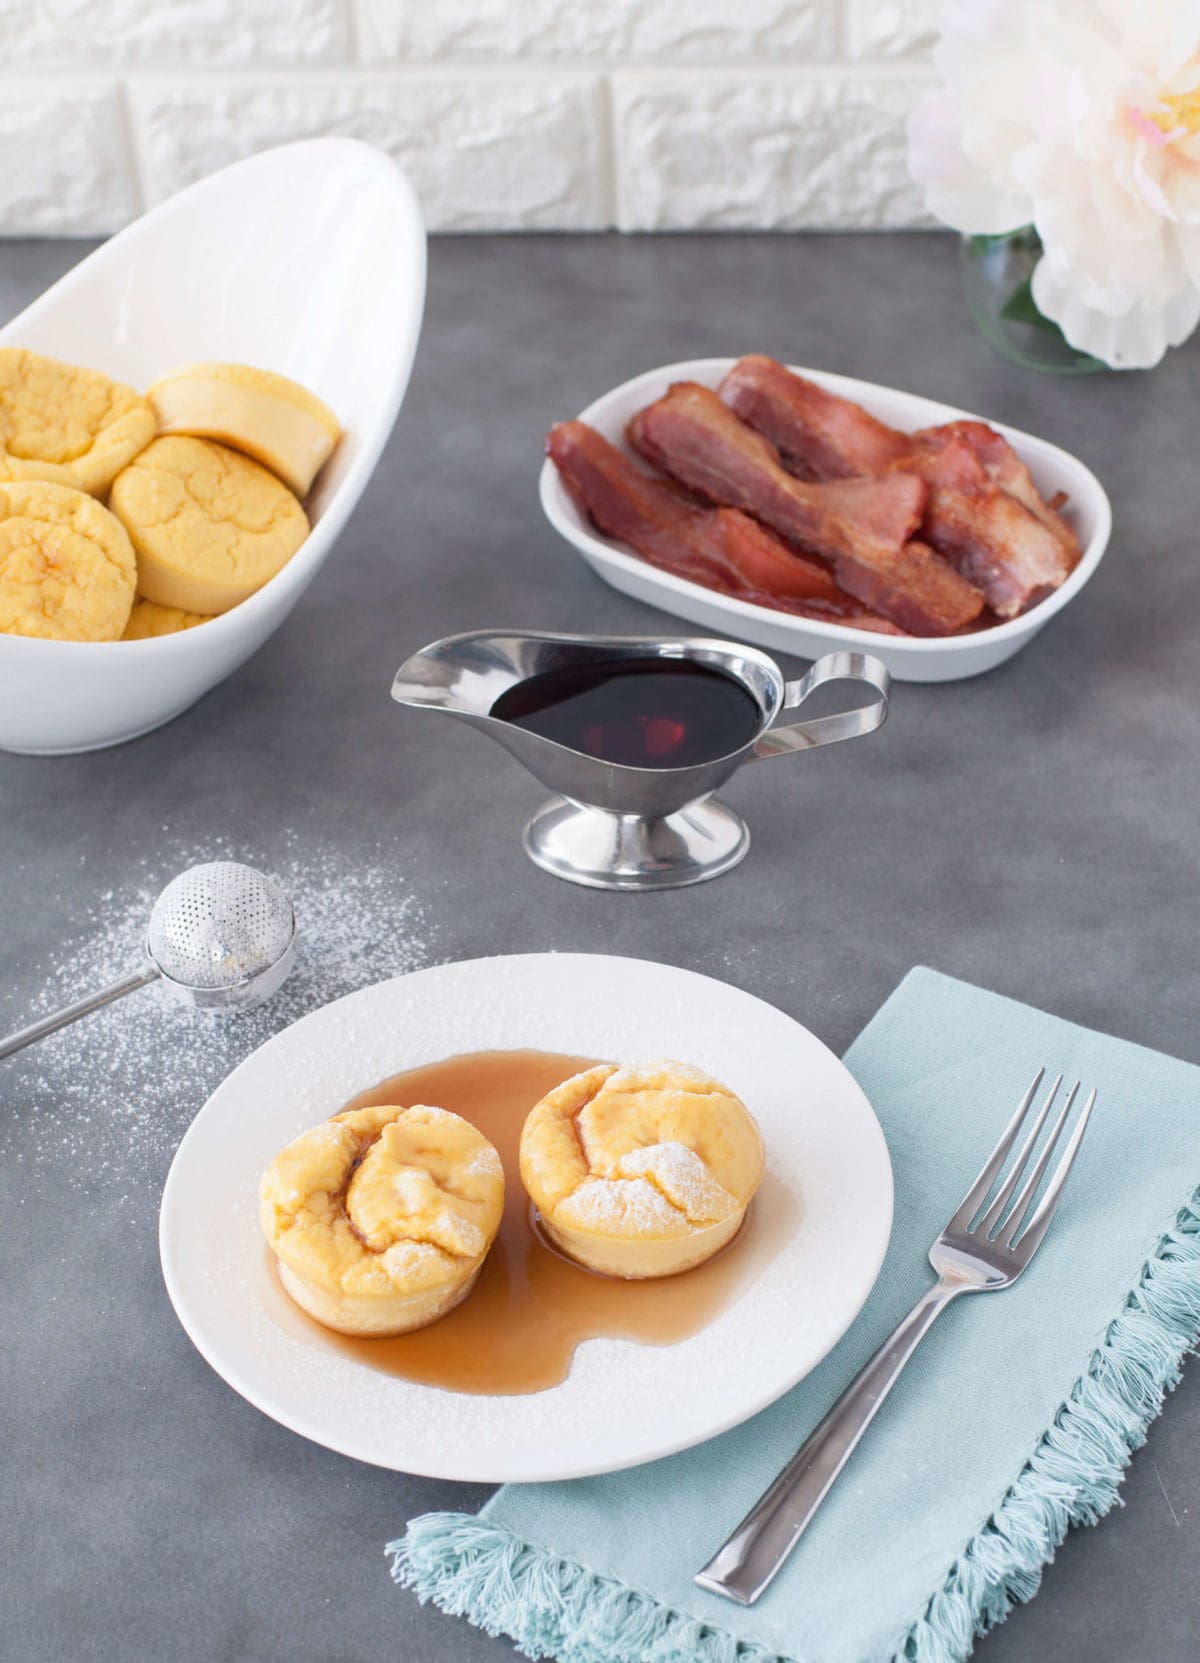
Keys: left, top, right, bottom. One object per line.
{"left": 539, "top": 358, "right": 1112, "bottom": 683}
{"left": 0, "top": 137, "right": 425, "bottom": 753}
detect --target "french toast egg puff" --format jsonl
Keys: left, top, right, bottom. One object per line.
{"left": 0, "top": 480, "right": 135, "bottom": 642}
{"left": 121, "top": 597, "right": 209, "bottom": 640}
{"left": 520, "top": 1061, "right": 764, "bottom": 1278}
{"left": 0, "top": 348, "right": 156, "bottom": 497}
{"left": 261, "top": 1102, "right": 505, "bottom": 1337}
{"left": 148, "top": 362, "right": 340, "bottom": 499}
{"left": 109, "top": 434, "right": 308, "bottom": 614}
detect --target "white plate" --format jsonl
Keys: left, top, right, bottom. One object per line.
{"left": 539, "top": 358, "right": 1112, "bottom": 684}
{"left": 159, "top": 953, "right": 893, "bottom": 1483}
{"left": 0, "top": 138, "right": 425, "bottom": 754}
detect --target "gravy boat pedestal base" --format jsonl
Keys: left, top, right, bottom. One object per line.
{"left": 525, "top": 796, "right": 749, "bottom": 891}
{"left": 391, "top": 631, "right": 890, "bottom": 892}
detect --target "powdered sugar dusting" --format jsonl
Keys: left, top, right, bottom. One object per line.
{"left": 557, "top": 1174, "right": 688, "bottom": 1236}
{"left": 608, "top": 1059, "right": 721, "bottom": 1094}
{"left": 618, "top": 1140, "right": 739, "bottom": 1224}
{"left": 3, "top": 831, "right": 438, "bottom": 1207}
{"left": 556, "top": 1143, "right": 739, "bottom": 1235}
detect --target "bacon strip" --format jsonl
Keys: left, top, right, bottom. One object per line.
{"left": 895, "top": 432, "right": 1076, "bottom": 617}
{"left": 903, "top": 430, "right": 990, "bottom": 492}
{"left": 546, "top": 421, "right": 906, "bottom": 632}
{"left": 626, "top": 382, "right": 982, "bottom": 637}
{"left": 920, "top": 486, "right": 1074, "bottom": 619}
{"left": 719, "top": 355, "right": 1078, "bottom": 618}
{"left": 920, "top": 419, "right": 1078, "bottom": 556}
{"left": 720, "top": 353, "right": 911, "bottom": 479}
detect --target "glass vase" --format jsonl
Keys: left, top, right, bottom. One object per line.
{"left": 959, "top": 228, "right": 1104, "bottom": 376}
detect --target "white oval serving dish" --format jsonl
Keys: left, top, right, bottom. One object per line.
{"left": 0, "top": 137, "right": 425, "bottom": 754}
{"left": 539, "top": 358, "right": 1112, "bottom": 683}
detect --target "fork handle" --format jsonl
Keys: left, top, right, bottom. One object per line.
{"left": 696, "top": 1279, "right": 962, "bottom": 1606}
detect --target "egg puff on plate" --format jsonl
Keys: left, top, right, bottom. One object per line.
{"left": 0, "top": 138, "right": 426, "bottom": 754}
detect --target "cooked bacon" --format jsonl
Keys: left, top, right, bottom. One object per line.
{"left": 919, "top": 419, "right": 1079, "bottom": 558}
{"left": 811, "top": 474, "right": 930, "bottom": 550}
{"left": 626, "top": 383, "right": 929, "bottom": 552}
{"left": 896, "top": 434, "right": 1073, "bottom": 616}
{"left": 719, "top": 356, "right": 1078, "bottom": 615}
{"left": 626, "top": 382, "right": 982, "bottom": 637}
{"left": 720, "top": 353, "right": 910, "bottom": 478}
{"left": 921, "top": 485, "right": 1074, "bottom": 619}
{"left": 817, "top": 538, "right": 985, "bottom": 639}
{"left": 546, "top": 421, "right": 906, "bottom": 632}
{"left": 549, "top": 420, "right": 834, "bottom": 600}
{"left": 819, "top": 610, "right": 909, "bottom": 636}
{"left": 902, "top": 430, "right": 989, "bottom": 492}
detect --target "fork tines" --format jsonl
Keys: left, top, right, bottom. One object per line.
{"left": 949, "top": 1068, "right": 1097, "bottom": 1260}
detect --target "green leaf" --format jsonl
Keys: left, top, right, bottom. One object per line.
{"left": 965, "top": 226, "right": 1037, "bottom": 258}
{"left": 999, "top": 277, "right": 1060, "bottom": 332}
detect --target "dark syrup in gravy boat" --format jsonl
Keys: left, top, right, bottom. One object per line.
{"left": 392, "top": 630, "right": 890, "bottom": 889}
{"left": 490, "top": 655, "right": 762, "bottom": 769}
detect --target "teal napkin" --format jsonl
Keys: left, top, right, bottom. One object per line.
{"left": 390, "top": 969, "right": 1200, "bottom": 1663}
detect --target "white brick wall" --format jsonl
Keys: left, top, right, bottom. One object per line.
{"left": 0, "top": 0, "right": 936, "bottom": 235}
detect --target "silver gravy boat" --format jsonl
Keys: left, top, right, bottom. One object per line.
{"left": 391, "top": 631, "right": 891, "bottom": 891}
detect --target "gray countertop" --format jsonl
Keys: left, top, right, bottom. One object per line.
{"left": 1, "top": 232, "right": 1196, "bottom": 1663}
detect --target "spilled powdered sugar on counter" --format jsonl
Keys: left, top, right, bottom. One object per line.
{"left": 3, "top": 833, "right": 439, "bottom": 1207}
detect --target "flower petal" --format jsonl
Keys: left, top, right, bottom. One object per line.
{"left": 907, "top": 89, "right": 1032, "bottom": 233}
{"left": 915, "top": 0, "right": 1200, "bottom": 366}
{"left": 1033, "top": 249, "right": 1200, "bottom": 367}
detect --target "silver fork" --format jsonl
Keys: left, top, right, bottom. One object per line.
{"left": 696, "top": 1068, "right": 1097, "bottom": 1607}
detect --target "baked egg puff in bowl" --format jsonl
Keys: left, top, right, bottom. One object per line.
{"left": 0, "top": 138, "right": 425, "bottom": 754}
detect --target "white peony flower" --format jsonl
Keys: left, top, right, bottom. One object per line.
{"left": 908, "top": 0, "right": 1200, "bottom": 368}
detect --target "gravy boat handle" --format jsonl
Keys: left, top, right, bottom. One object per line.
{"left": 750, "top": 651, "right": 890, "bottom": 761}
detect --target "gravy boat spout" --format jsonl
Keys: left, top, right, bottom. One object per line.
{"left": 392, "top": 630, "right": 890, "bottom": 890}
